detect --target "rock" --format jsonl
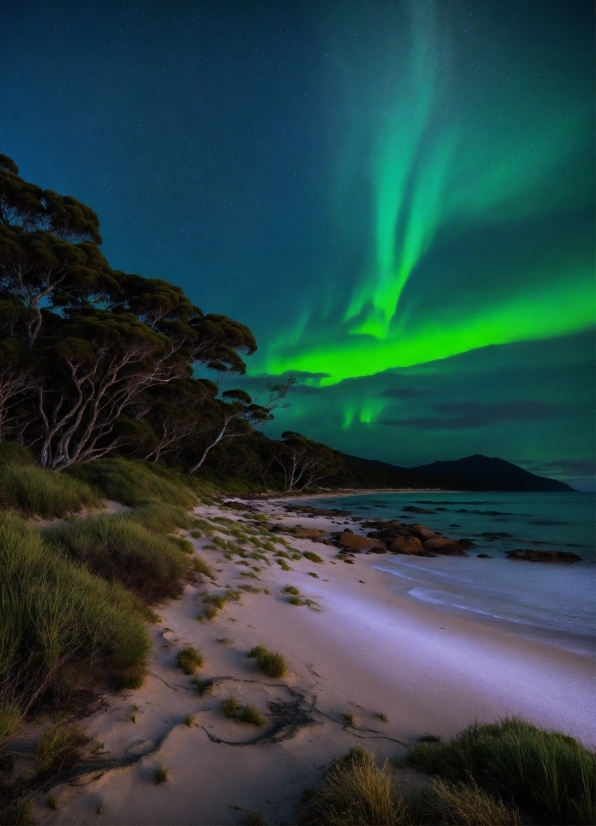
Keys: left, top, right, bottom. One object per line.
{"left": 388, "top": 536, "right": 425, "bottom": 554}
{"left": 403, "top": 506, "right": 433, "bottom": 513}
{"left": 477, "top": 554, "right": 492, "bottom": 558}
{"left": 423, "top": 536, "right": 470, "bottom": 556}
{"left": 507, "top": 549, "right": 581, "bottom": 563}
{"left": 338, "top": 532, "right": 388, "bottom": 551}
{"left": 343, "top": 558, "right": 355, "bottom": 564}
{"left": 408, "top": 524, "right": 439, "bottom": 541}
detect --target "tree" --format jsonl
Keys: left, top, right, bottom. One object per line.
{"left": 271, "top": 432, "right": 336, "bottom": 492}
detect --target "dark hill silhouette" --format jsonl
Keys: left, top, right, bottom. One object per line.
{"left": 411, "top": 454, "right": 573, "bottom": 492}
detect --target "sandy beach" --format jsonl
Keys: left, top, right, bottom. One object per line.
{"left": 34, "top": 495, "right": 596, "bottom": 825}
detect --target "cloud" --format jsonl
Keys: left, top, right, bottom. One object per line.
{"left": 525, "top": 458, "right": 595, "bottom": 477}
{"left": 380, "top": 399, "right": 560, "bottom": 430}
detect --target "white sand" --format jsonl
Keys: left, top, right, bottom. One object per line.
{"left": 35, "top": 497, "right": 595, "bottom": 825}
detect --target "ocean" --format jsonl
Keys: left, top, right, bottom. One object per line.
{"left": 300, "top": 491, "right": 596, "bottom": 656}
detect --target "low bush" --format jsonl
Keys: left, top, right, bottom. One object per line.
{"left": 408, "top": 717, "right": 595, "bottom": 825}
{"left": 155, "top": 763, "right": 169, "bottom": 784}
{"left": 221, "top": 696, "right": 240, "bottom": 718}
{"left": 0, "top": 515, "right": 151, "bottom": 711}
{"left": 303, "top": 551, "right": 324, "bottom": 564}
{"left": 288, "top": 595, "right": 304, "bottom": 606}
{"left": 67, "top": 456, "right": 198, "bottom": 509}
{"left": 193, "top": 555, "right": 215, "bottom": 579}
{"left": 128, "top": 502, "right": 194, "bottom": 534}
{"left": 43, "top": 515, "right": 189, "bottom": 603}
{"left": 0, "top": 463, "right": 99, "bottom": 518}
{"left": 35, "top": 722, "right": 91, "bottom": 772}
{"left": 0, "top": 703, "right": 22, "bottom": 748}
{"left": 176, "top": 645, "right": 204, "bottom": 674}
{"left": 283, "top": 586, "right": 300, "bottom": 595}
{"left": 248, "top": 645, "right": 286, "bottom": 679}
{"left": 408, "top": 778, "right": 521, "bottom": 826}
{"left": 239, "top": 704, "right": 265, "bottom": 727}
{"left": 302, "top": 745, "right": 406, "bottom": 826}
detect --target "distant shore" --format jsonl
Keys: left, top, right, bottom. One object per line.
{"left": 40, "top": 492, "right": 595, "bottom": 825}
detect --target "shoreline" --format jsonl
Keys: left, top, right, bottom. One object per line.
{"left": 37, "top": 493, "right": 596, "bottom": 825}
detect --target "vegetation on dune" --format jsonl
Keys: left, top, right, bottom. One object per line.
{"left": 43, "top": 515, "right": 190, "bottom": 603}
{"left": 408, "top": 717, "right": 596, "bottom": 826}
{"left": 304, "top": 720, "right": 594, "bottom": 826}
{"left": 176, "top": 645, "right": 204, "bottom": 675}
{"left": 248, "top": 645, "right": 287, "bottom": 678}
{"left": 0, "top": 514, "right": 150, "bottom": 715}
{"left": 35, "top": 722, "right": 91, "bottom": 773}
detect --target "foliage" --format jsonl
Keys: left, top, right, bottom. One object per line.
{"left": 0, "top": 514, "right": 150, "bottom": 712}
{"left": 176, "top": 645, "right": 204, "bottom": 674}
{"left": 43, "top": 515, "right": 190, "bottom": 603}
{"left": 35, "top": 722, "right": 90, "bottom": 772}
{"left": 0, "top": 461, "right": 99, "bottom": 517}
{"left": 407, "top": 717, "right": 595, "bottom": 826}
{"left": 239, "top": 704, "right": 265, "bottom": 727}
{"left": 248, "top": 645, "right": 286, "bottom": 678}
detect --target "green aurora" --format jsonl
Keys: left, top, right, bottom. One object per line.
{"left": 262, "top": 2, "right": 593, "bottom": 384}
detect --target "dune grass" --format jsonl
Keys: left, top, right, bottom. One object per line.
{"left": 192, "top": 555, "right": 215, "bottom": 579}
{"left": 283, "top": 585, "right": 300, "bottom": 595}
{"left": 176, "top": 645, "right": 204, "bottom": 674}
{"left": 407, "top": 778, "right": 521, "bottom": 826}
{"left": 43, "top": 515, "right": 190, "bottom": 603}
{"left": 407, "top": 717, "right": 595, "bottom": 825}
{"left": 0, "top": 798, "right": 32, "bottom": 825}
{"left": 155, "top": 763, "right": 169, "bottom": 784}
{"left": 302, "top": 745, "right": 406, "bottom": 826}
{"left": 239, "top": 704, "right": 265, "bottom": 727}
{"left": 248, "top": 645, "right": 286, "bottom": 678}
{"left": 0, "top": 703, "right": 22, "bottom": 748}
{"left": 0, "top": 515, "right": 151, "bottom": 711}
{"left": 66, "top": 456, "right": 198, "bottom": 509}
{"left": 221, "top": 696, "right": 240, "bottom": 718}
{"left": 128, "top": 502, "right": 195, "bottom": 534}
{"left": 35, "top": 722, "right": 90, "bottom": 773}
{"left": 303, "top": 551, "right": 324, "bottom": 564}
{"left": 0, "top": 463, "right": 100, "bottom": 518}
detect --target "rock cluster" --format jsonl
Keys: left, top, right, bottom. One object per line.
{"left": 336, "top": 520, "right": 475, "bottom": 557}
{"left": 506, "top": 549, "right": 581, "bottom": 563}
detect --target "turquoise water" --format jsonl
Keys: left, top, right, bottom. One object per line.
{"left": 301, "top": 491, "right": 596, "bottom": 654}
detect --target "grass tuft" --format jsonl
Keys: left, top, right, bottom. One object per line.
{"left": 283, "top": 585, "right": 300, "bottom": 595}
{"left": 220, "top": 696, "right": 240, "bottom": 719}
{"left": 155, "top": 763, "right": 169, "bottom": 784}
{"left": 176, "top": 644, "right": 204, "bottom": 674}
{"left": 0, "top": 463, "right": 99, "bottom": 518}
{"left": 183, "top": 713, "right": 196, "bottom": 728}
{"left": 35, "top": 722, "right": 90, "bottom": 773}
{"left": 248, "top": 645, "right": 286, "bottom": 678}
{"left": 239, "top": 704, "right": 265, "bottom": 727}
{"left": 43, "top": 515, "right": 190, "bottom": 603}
{"left": 408, "top": 778, "right": 521, "bottom": 826}
{"left": 303, "top": 551, "right": 324, "bottom": 564}
{"left": 407, "top": 717, "right": 595, "bottom": 826}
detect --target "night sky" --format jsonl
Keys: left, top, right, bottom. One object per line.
{"left": 2, "top": 0, "right": 594, "bottom": 489}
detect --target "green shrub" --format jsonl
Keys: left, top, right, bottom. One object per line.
{"left": 302, "top": 745, "right": 406, "bottom": 826}
{"left": 204, "top": 593, "right": 227, "bottom": 609}
{"left": 288, "top": 595, "right": 304, "bottom": 606}
{"left": 203, "top": 605, "right": 218, "bottom": 620}
{"left": 0, "top": 703, "right": 22, "bottom": 747}
{"left": 0, "top": 798, "right": 32, "bottom": 825}
{"left": 303, "top": 551, "right": 324, "bottom": 564}
{"left": 67, "top": 456, "right": 197, "bottom": 509}
{"left": 283, "top": 585, "right": 300, "bottom": 595}
{"left": 408, "top": 778, "right": 521, "bottom": 826}
{"left": 35, "top": 722, "right": 90, "bottom": 772}
{"left": 129, "top": 502, "right": 194, "bottom": 534}
{"left": 176, "top": 645, "right": 204, "bottom": 674}
{"left": 0, "top": 464, "right": 100, "bottom": 517}
{"left": 248, "top": 645, "right": 286, "bottom": 679}
{"left": 408, "top": 717, "right": 595, "bottom": 826}
{"left": 193, "top": 555, "right": 215, "bottom": 579}
{"left": 239, "top": 704, "right": 265, "bottom": 727}
{"left": 44, "top": 515, "right": 189, "bottom": 603}
{"left": 220, "top": 696, "right": 240, "bottom": 718}
{"left": 155, "top": 763, "right": 169, "bottom": 784}
{"left": 0, "top": 515, "right": 151, "bottom": 709}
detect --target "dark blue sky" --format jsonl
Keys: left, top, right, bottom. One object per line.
{"left": 2, "top": 0, "right": 594, "bottom": 488}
